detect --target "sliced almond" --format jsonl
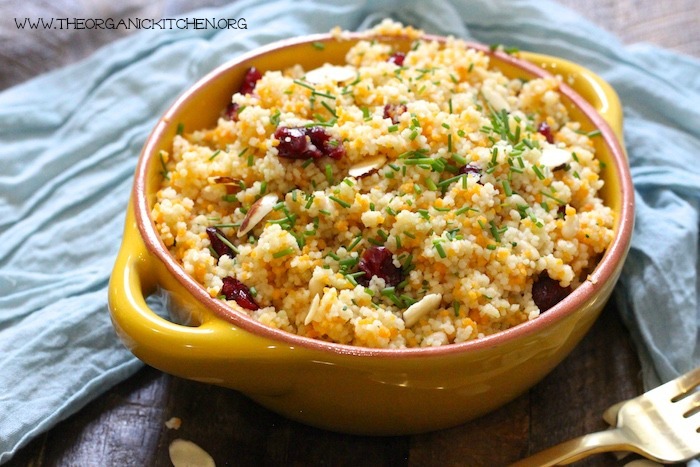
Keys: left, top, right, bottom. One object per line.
{"left": 403, "top": 293, "right": 442, "bottom": 328}
{"left": 540, "top": 147, "right": 572, "bottom": 168}
{"left": 237, "top": 193, "right": 278, "bottom": 238}
{"left": 169, "top": 439, "right": 215, "bottom": 467}
{"left": 348, "top": 155, "right": 387, "bottom": 178}
{"left": 165, "top": 417, "right": 182, "bottom": 430}
{"left": 481, "top": 86, "right": 510, "bottom": 113}
{"left": 304, "top": 293, "right": 322, "bottom": 325}
{"left": 207, "top": 175, "right": 242, "bottom": 186}
{"left": 304, "top": 64, "right": 356, "bottom": 84}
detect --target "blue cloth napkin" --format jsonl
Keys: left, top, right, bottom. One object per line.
{"left": 2, "top": 0, "right": 699, "bottom": 462}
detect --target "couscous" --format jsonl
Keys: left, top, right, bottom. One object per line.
{"left": 151, "top": 20, "right": 614, "bottom": 348}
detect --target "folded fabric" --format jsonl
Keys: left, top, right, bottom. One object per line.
{"left": 1, "top": 0, "right": 699, "bottom": 463}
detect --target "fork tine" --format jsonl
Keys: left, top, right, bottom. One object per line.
{"left": 647, "top": 367, "right": 700, "bottom": 402}
{"left": 675, "top": 366, "right": 700, "bottom": 394}
{"left": 674, "top": 389, "right": 700, "bottom": 419}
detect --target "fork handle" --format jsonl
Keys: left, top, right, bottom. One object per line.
{"left": 510, "top": 428, "right": 633, "bottom": 466}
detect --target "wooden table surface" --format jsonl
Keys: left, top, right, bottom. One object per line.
{"left": 5, "top": 1, "right": 699, "bottom": 466}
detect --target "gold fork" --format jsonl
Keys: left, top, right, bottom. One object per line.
{"left": 511, "top": 367, "right": 700, "bottom": 466}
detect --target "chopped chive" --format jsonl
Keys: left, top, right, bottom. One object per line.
{"left": 325, "top": 164, "right": 334, "bottom": 185}
{"left": 425, "top": 177, "right": 438, "bottom": 191}
{"left": 377, "top": 230, "right": 389, "bottom": 241}
{"left": 540, "top": 190, "right": 565, "bottom": 204}
{"left": 327, "top": 252, "right": 340, "bottom": 261}
{"left": 489, "top": 220, "right": 502, "bottom": 242}
{"left": 447, "top": 134, "right": 453, "bottom": 152}
{"left": 312, "top": 41, "right": 325, "bottom": 50}
{"left": 319, "top": 209, "right": 331, "bottom": 216}
{"left": 158, "top": 151, "right": 169, "bottom": 180}
{"left": 293, "top": 79, "right": 315, "bottom": 91}
{"left": 304, "top": 194, "right": 315, "bottom": 209}
{"left": 209, "top": 149, "right": 221, "bottom": 161}
{"left": 418, "top": 209, "right": 430, "bottom": 220}
{"left": 486, "top": 244, "right": 497, "bottom": 250}
{"left": 404, "top": 231, "right": 416, "bottom": 239}
{"left": 329, "top": 195, "right": 351, "bottom": 208}
{"left": 273, "top": 247, "right": 295, "bottom": 259}
{"left": 433, "top": 206, "right": 451, "bottom": 212}
{"left": 215, "top": 232, "right": 239, "bottom": 255}
{"left": 320, "top": 100, "right": 337, "bottom": 118}
{"left": 385, "top": 206, "right": 397, "bottom": 216}
{"left": 437, "top": 173, "right": 467, "bottom": 188}
{"left": 395, "top": 235, "right": 402, "bottom": 249}
{"left": 453, "top": 301, "right": 461, "bottom": 316}
{"left": 451, "top": 153, "right": 467, "bottom": 165}
{"left": 413, "top": 183, "right": 423, "bottom": 194}
{"left": 388, "top": 124, "right": 399, "bottom": 132}
{"left": 176, "top": 122, "right": 184, "bottom": 135}
{"left": 502, "top": 179, "right": 513, "bottom": 197}
{"left": 455, "top": 205, "right": 477, "bottom": 215}
{"left": 367, "top": 237, "right": 384, "bottom": 246}
{"left": 433, "top": 240, "right": 447, "bottom": 259}
{"left": 532, "top": 164, "right": 545, "bottom": 180}
{"left": 247, "top": 153, "right": 254, "bottom": 167}
{"left": 260, "top": 181, "right": 267, "bottom": 195}
{"left": 301, "top": 157, "right": 314, "bottom": 169}
{"left": 348, "top": 235, "right": 363, "bottom": 251}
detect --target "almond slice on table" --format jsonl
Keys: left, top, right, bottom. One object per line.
{"left": 403, "top": 293, "right": 442, "bottom": 328}
{"left": 237, "top": 193, "right": 278, "bottom": 238}
{"left": 169, "top": 439, "right": 215, "bottom": 467}
{"left": 348, "top": 155, "right": 387, "bottom": 178}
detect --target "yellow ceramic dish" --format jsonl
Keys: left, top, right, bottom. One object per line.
{"left": 108, "top": 32, "right": 634, "bottom": 435}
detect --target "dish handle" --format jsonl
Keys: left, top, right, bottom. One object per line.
{"left": 108, "top": 202, "right": 295, "bottom": 396}
{"left": 520, "top": 52, "right": 624, "bottom": 145}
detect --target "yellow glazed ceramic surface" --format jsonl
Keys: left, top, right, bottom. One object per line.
{"left": 108, "top": 32, "right": 634, "bottom": 435}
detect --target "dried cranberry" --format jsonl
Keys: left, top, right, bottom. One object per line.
{"left": 274, "top": 126, "right": 345, "bottom": 160}
{"left": 206, "top": 227, "right": 235, "bottom": 258}
{"left": 537, "top": 122, "right": 554, "bottom": 144}
{"left": 532, "top": 272, "right": 572, "bottom": 312}
{"left": 306, "top": 126, "right": 345, "bottom": 160}
{"left": 224, "top": 102, "right": 240, "bottom": 121}
{"left": 239, "top": 67, "right": 262, "bottom": 95}
{"left": 457, "top": 163, "right": 483, "bottom": 185}
{"left": 357, "top": 246, "right": 404, "bottom": 287}
{"left": 220, "top": 277, "right": 259, "bottom": 310}
{"left": 458, "top": 163, "right": 481, "bottom": 176}
{"left": 383, "top": 103, "right": 407, "bottom": 124}
{"left": 388, "top": 52, "right": 406, "bottom": 66}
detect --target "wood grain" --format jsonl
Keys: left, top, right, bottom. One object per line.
{"left": 556, "top": 0, "right": 700, "bottom": 57}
